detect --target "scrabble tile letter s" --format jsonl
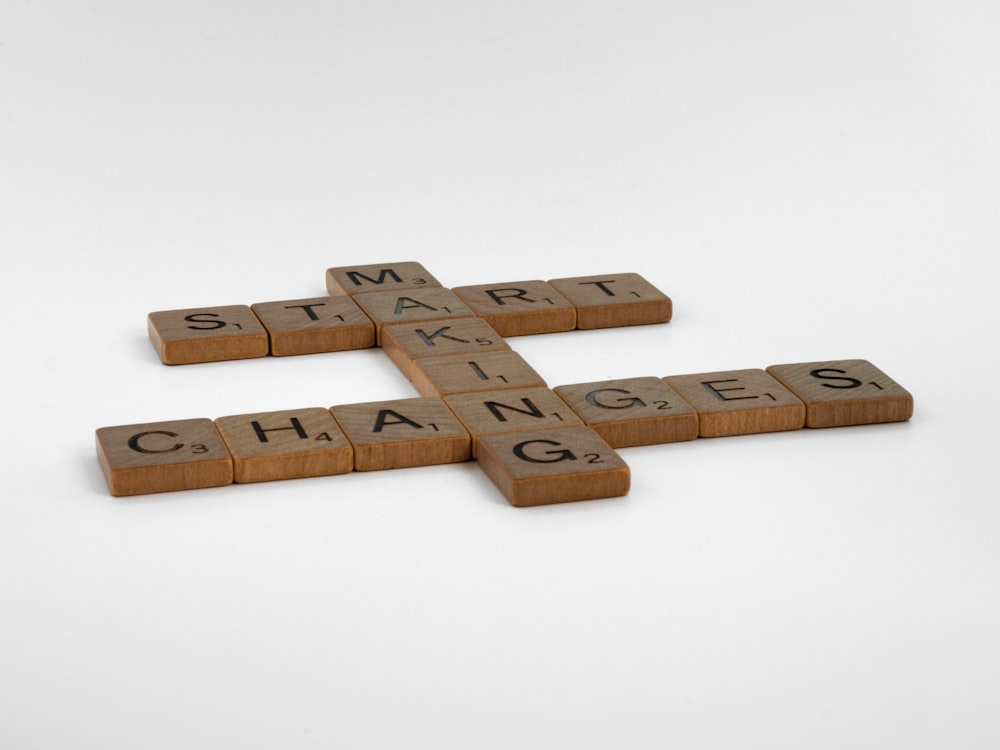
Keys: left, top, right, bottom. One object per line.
{"left": 148, "top": 305, "right": 269, "bottom": 364}
{"left": 766, "top": 359, "right": 913, "bottom": 428}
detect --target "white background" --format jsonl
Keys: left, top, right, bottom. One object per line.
{"left": 2, "top": 2, "right": 999, "bottom": 748}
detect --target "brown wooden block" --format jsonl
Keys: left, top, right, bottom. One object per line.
{"left": 663, "top": 369, "right": 806, "bottom": 437}
{"left": 250, "top": 296, "right": 375, "bottom": 356}
{"left": 547, "top": 273, "right": 672, "bottom": 329}
{"left": 553, "top": 376, "right": 698, "bottom": 448}
{"left": 410, "top": 350, "right": 548, "bottom": 398}
{"left": 147, "top": 305, "right": 269, "bottom": 365}
{"left": 444, "top": 387, "right": 583, "bottom": 456}
{"left": 352, "top": 288, "right": 476, "bottom": 345}
{"left": 326, "top": 261, "right": 442, "bottom": 296}
{"left": 215, "top": 408, "right": 353, "bottom": 483}
{"left": 380, "top": 317, "right": 511, "bottom": 380}
{"left": 330, "top": 397, "right": 470, "bottom": 471}
{"left": 476, "top": 426, "right": 630, "bottom": 507}
{"left": 765, "top": 359, "right": 914, "bottom": 428}
{"left": 451, "top": 280, "right": 576, "bottom": 336}
{"left": 95, "top": 418, "right": 233, "bottom": 496}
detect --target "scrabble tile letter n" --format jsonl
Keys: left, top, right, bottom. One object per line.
{"left": 148, "top": 305, "right": 269, "bottom": 364}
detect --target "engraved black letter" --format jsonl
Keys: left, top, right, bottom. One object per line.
{"left": 394, "top": 297, "right": 436, "bottom": 315}
{"left": 578, "top": 280, "right": 617, "bottom": 297}
{"left": 585, "top": 388, "right": 646, "bottom": 409}
{"left": 484, "top": 398, "right": 544, "bottom": 423}
{"left": 415, "top": 326, "right": 469, "bottom": 347}
{"left": 809, "top": 368, "right": 863, "bottom": 389}
{"left": 702, "top": 379, "right": 758, "bottom": 401}
{"left": 184, "top": 313, "right": 227, "bottom": 330}
{"left": 127, "top": 431, "right": 184, "bottom": 454}
{"left": 251, "top": 417, "right": 308, "bottom": 443}
{"left": 373, "top": 410, "right": 423, "bottom": 432}
{"left": 346, "top": 268, "right": 402, "bottom": 287}
{"left": 486, "top": 288, "right": 533, "bottom": 306}
{"left": 284, "top": 303, "right": 326, "bottom": 321}
{"left": 513, "top": 439, "right": 577, "bottom": 463}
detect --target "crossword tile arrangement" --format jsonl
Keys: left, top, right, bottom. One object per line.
{"left": 96, "top": 262, "right": 914, "bottom": 506}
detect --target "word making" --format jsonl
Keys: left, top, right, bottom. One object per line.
{"left": 96, "top": 262, "right": 913, "bottom": 506}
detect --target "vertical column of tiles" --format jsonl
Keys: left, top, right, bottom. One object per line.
{"left": 326, "top": 261, "right": 442, "bottom": 296}
{"left": 409, "top": 351, "right": 548, "bottom": 398}
{"left": 443, "top": 387, "right": 583, "bottom": 456}
{"left": 330, "top": 397, "right": 471, "bottom": 471}
{"left": 148, "top": 305, "right": 269, "bottom": 364}
{"left": 380, "top": 318, "right": 510, "bottom": 380}
{"left": 664, "top": 369, "right": 806, "bottom": 437}
{"left": 215, "top": 408, "right": 354, "bottom": 483}
{"left": 352, "top": 288, "right": 476, "bottom": 345}
{"left": 477, "top": 426, "right": 630, "bottom": 507}
{"left": 250, "top": 296, "right": 375, "bottom": 356}
{"left": 766, "top": 359, "right": 914, "bottom": 428}
{"left": 547, "top": 273, "right": 672, "bottom": 329}
{"left": 553, "top": 377, "right": 698, "bottom": 448}
{"left": 451, "top": 280, "right": 576, "bottom": 336}
{"left": 95, "top": 418, "right": 234, "bottom": 496}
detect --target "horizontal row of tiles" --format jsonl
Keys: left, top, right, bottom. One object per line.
{"left": 96, "top": 360, "right": 913, "bottom": 503}
{"left": 148, "top": 270, "right": 671, "bottom": 364}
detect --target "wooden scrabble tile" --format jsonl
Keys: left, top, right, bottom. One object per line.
{"left": 95, "top": 418, "right": 233, "bottom": 496}
{"left": 766, "top": 359, "right": 914, "bottom": 428}
{"left": 409, "top": 350, "right": 548, "bottom": 398}
{"left": 147, "top": 305, "right": 269, "bottom": 365}
{"left": 326, "top": 261, "right": 442, "bottom": 296}
{"left": 547, "top": 273, "right": 672, "bottom": 329}
{"left": 381, "top": 317, "right": 511, "bottom": 380}
{"left": 444, "top": 387, "right": 583, "bottom": 456}
{"left": 663, "top": 369, "right": 806, "bottom": 437}
{"left": 250, "top": 296, "right": 375, "bottom": 356}
{"left": 476, "top": 426, "right": 630, "bottom": 507}
{"left": 451, "top": 280, "right": 576, "bottom": 336}
{"left": 215, "top": 407, "right": 353, "bottom": 483}
{"left": 352, "top": 288, "right": 476, "bottom": 345}
{"left": 553, "top": 376, "right": 698, "bottom": 448}
{"left": 330, "top": 397, "right": 471, "bottom": 471}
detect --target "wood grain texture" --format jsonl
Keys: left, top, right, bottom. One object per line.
{"left": 766, "top": 359, "right": 914, "bottom": 428}
{"left": 444, "top": 387, "right": 583, "bottom": 456}
{"left": 352, "top": 288, "right": 475, "bottom": 345}
{"left": 554, "top": 376, "right": 698, "bottom": 448}
{"left": 548, "top": 273, "right": 672, "bottom": 329}
{"left": 476, "top": 426, "right": 630, "bottom": 507}
{"left": 215, "top": 407, "right": 354, "bottom": 483}
{"left": 663, "top": 369, "right": 806, "bottom": 437}
{"left": 451, "top": 280, "right": 576, "bottom": 336}
{"left": 250, "top": 296, "right": 375, "bottom": 356}
{"left": 330, "top": 397, "right": 470, "bottom": 471}
{"left": 326, "top": 261, "right": 441, "bottom": 296}
{"left": 95, "top": 418, "right": 233, "bottom": 496}
{"left": 380, "top": 317, "right": 510, "bottom": 380}
{"left": 409, "top": 350, "right": 548, "bottom": 397}
{"left": 147, "top": 305, "right": 269, "bottom": 365}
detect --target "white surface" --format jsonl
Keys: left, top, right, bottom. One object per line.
{"left": 2, "top": 2, "right": 999, "bottom": 748}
